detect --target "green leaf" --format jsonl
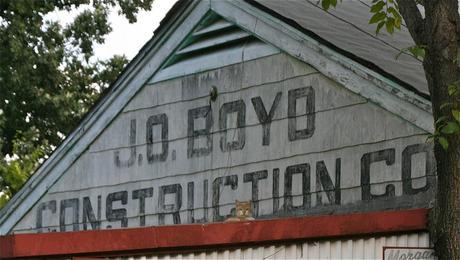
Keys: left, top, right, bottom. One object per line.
{"left": 386, "top": 18, "right": 395, "bottom": 34}
{"left": 439, "top": 137, "right": 449, "bottom": 150}
{"left": 453, "top": 110, "right": 460, "bottom": 122}
{"left": 404, "top": 46, "right": 426, "bottom": 60}
{"left": 387, "top": 7, "right": 402, "bottom": 30}
{"left": 441, "top": 122, "right": 460, "bottom": 134}
{"left": 394, "top": 17, "right": 402, "bottom": 29}
{"left": 370, "top": 11, "right": 386, "bottom": 24}
{"left": 370, "top": 1, "right": 385, "bottom": 13}
{"left": 388, "top": 7, "right": 399, "bottom": 17}
{"left": 413, "top": 47, "right": 425, "bottom": 59}
{"left": 322, "top": 0, "right": 331, "bottom": 10}
{"left": 0, "top": 194, "right": 10, "bottom": 210}
{"left": 376, "top": 21, "right": 385, "bottom": 34}
{"left": 448, "top": 84, "right": 458, "bottom": 96}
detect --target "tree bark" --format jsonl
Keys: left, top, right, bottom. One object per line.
{"left": 397, "top": 0, "right": 460, "bottom": 259}
{"left": 423, "top": 1, "right": 460, "bottom": 259}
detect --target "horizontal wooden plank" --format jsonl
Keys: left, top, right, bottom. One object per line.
{"left": 142, "top": 53, "right": 317, "bottom": 111}
{"left": 192, "top": 19, "right": 235, "bottom": 36}
{"left": 176, "top": 30, "right": 251, "bottom": 55}
{"left": 12, "top": 134, "right": 434, "bottom": 233}
{"left": 97, "top": 72, "right": 369, "bottom": 152}
{"left": 52, "top": 129, "right": 427, "bottom": 194}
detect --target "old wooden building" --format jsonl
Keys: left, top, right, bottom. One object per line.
{"left": 0, "top": 0, "right": 436, "bottom": 259}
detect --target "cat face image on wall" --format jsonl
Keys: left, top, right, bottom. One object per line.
{"left": 225, "top": 200, "right": 255, "bottom": 222}
{"left": 236, "top": 200, "right": 252, "bottom": 218}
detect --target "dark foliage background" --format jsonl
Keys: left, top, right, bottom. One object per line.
{"left": 0, "top": 0, "right": 154, "bottom": 207}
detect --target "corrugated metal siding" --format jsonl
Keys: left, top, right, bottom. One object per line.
{"left": 112, "top": 232, "right": 430, "bottom": 260}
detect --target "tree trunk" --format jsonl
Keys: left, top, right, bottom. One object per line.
{"left": 423, "top": 1, "right": 460, "bottom": 259}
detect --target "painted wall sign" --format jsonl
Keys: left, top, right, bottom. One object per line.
{"left": 12, "top": 54, "right": 435, "bottom": 234}
{"left": 383, "top": 247, "right": 437, "bottom": 260}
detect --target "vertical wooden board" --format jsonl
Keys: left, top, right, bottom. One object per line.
{"left": 408, "top": 233, "right": 421, "bottom": 247}
{"left": 318, "top": 240, "right": 331, "bottom": 259}
{"left": 330, "top": 240, "right": 342, "bottom": 259}
{"left": 396, "top": 234, "right": 409, "bottom": 247}
{"left": 254, "top": 247, "right": 265, "bottom": 259}
{"left": 374, "top": 236, "right": 386, "bottom": 259}
{"left": 265, "top": 245, "right": 277, "bottom": 259}
{"left": 364, "top": 237, "right": 376, "bottom": 259}
{"left": 284, "top": 244, "right": 297, "bottom": 259}
{"left": 274, "top": 245, "right": 285, "bottom": 260}
{"left": 207, "top": 251, "right": 217, "bottom": 259}
{"left": 419, "top": 232, "right": 430, "bottom": 247}
{"left": 295, "top": 243, "right": 303, "bottom": 259}
{"left": 386, "top": 235, "right": 398, "bottom": 247}
{"left": 301, "top": 242, "right": 309, "bottom": 259}
{"left": 242, "top": 247, "right": 252, "bottom": 259}
{"left": 110, "top": 233, "right": 426, "bottom": 260}
{"left": 307, "top": 242, "right": 320, "bottom": 259}
{"left": 221, "top": 249, "right": 229, "bottom": 259}
{"left": 352, "top": 238, "right": 364, "bottom": 259}
{"left": 341, "top": 240, "right": 354, "bottom": 259}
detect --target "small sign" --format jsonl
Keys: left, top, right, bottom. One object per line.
{"left": 383, "top": 247, "right": 437, "bottom": 260}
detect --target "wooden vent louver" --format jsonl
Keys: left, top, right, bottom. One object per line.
{"left": 162, "top": 13, "right": 258, "bottom": 68}
{"left": 151, "top": 12, "right": 279, "bottom": 83}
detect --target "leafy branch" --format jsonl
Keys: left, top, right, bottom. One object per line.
{"left": 396, "top": 45, "right": 426, "bottom": 60}
{"left": 320, "top": 0, "right": 340, "bottom": 10}
{"left": 320, "top": 0, "right": 403, "bottom": 35}
{"left": 369, "top": 0, "right": 402, "bottom": 34}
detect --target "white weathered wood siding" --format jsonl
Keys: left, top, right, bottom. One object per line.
{"left": 11, "top": 52, "right": 433, "bottom": 234}
{"left": 110, "top": 232, "right": 431, "bottom": 260}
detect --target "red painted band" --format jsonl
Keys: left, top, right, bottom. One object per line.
{"left": 0, "top": 209, "right": 429, "bottom": 259}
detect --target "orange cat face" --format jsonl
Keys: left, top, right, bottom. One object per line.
{"left": 235, "top": 200, "right": 252, "bottom": 218}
